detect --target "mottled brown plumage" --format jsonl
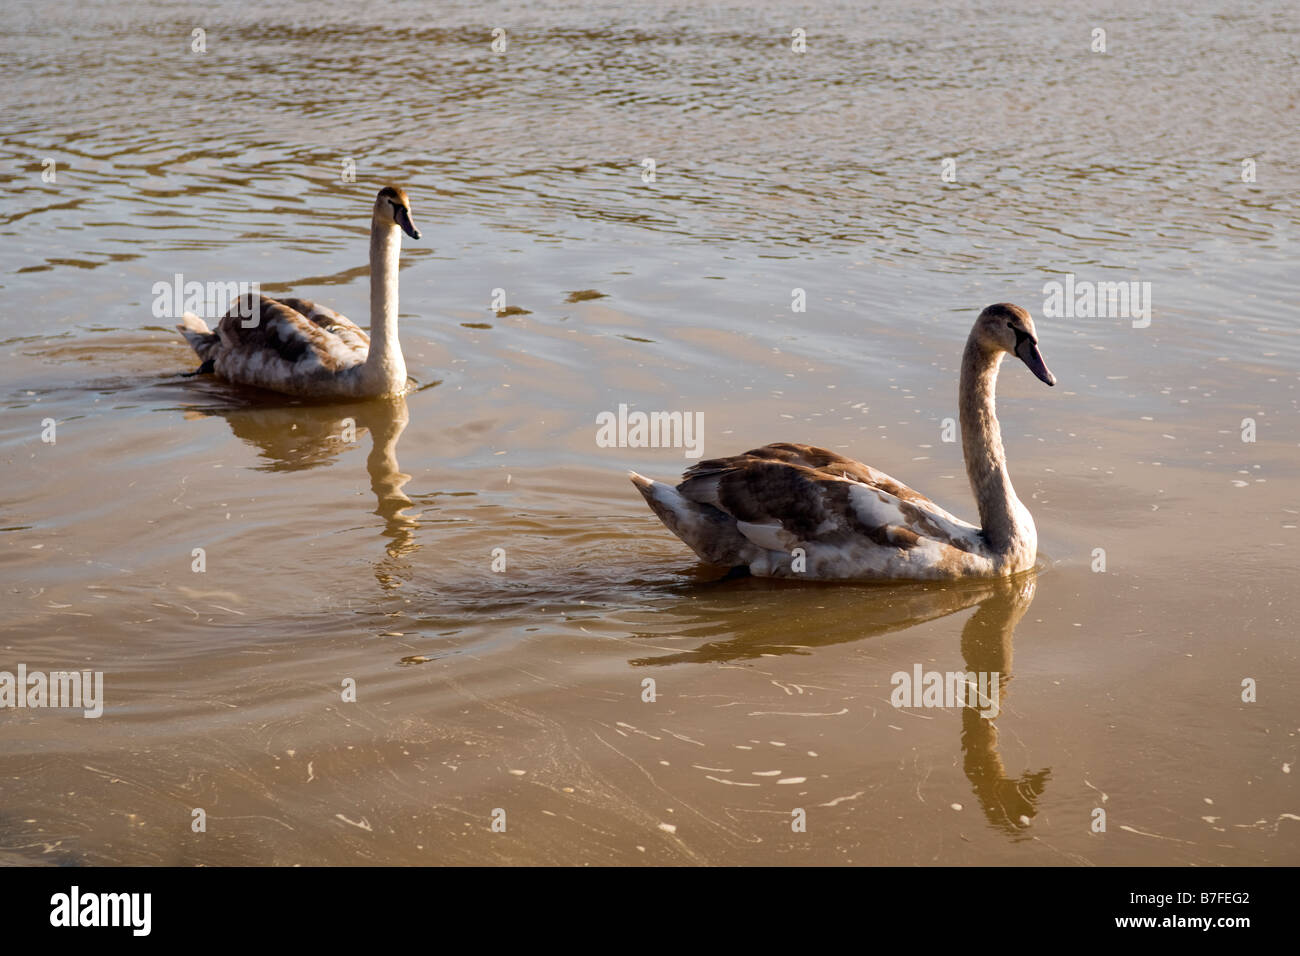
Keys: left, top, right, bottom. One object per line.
{"left": 213, "top": 294, "right": 363, "bottom": 370}
{"left": 639, "top": 442, "right": 991, "bottom": 578}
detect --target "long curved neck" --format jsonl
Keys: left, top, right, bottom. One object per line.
{"left": 959, "top": 339, "right": 1030, "bottom": 556}
{"left": 364, "top": 218, "right": 406, "bottom": 392}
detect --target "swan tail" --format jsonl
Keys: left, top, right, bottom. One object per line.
{"left": 177, "top": 312, "right": 220, "bottom": 363}
{"left": 629, "top": 471, "right": 753, "bottom": 566}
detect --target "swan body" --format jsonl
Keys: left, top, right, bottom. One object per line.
{"left": 631, "top": 304, "right": 1056, "bottom": 581}
{"left": 177, "top": 186, "right": 421, "bottom": 399}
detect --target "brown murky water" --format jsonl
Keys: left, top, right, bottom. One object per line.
{"left": 1, "top": 1, "right": 1297, "bottom": 864}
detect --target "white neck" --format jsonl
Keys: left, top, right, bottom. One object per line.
{"left": 362, "top": 218, "right": 406, "bottom": 394}
{"left": 959, "top": 338, "right": 1034, "bottom": 563}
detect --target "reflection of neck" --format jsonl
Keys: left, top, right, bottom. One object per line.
{"left": 365, "top": 400, "right": 416, "bottom": 554}
{"left": 364, "top": 219, "right": 405, "bottom": 394}
{"left": 959, "top": 579, "right": 1050, "bottom": 831}
{"left": 959, "top": 339, "right": 1031, "bottom": 559}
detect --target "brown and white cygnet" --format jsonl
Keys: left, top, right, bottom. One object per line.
{"left": 631, "top": 304, "right": 1056, "bottom": 580}
{"left": 178, "top": 186, "right": 421, "bottom": 399}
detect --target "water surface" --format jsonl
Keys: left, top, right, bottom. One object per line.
{"left": 1, "top": 0, "right": 1297, "bottom": 864}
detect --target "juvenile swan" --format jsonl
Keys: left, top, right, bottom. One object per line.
{"left": 631, "top": 304, "right": 1056, "bottom": 580}
{"left": 177, "top": 186, "right": 421, "bottom": 399}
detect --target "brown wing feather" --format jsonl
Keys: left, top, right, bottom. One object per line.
{"left": 276, "top": 297, "right": 370, "bottom": 353}
{"left": 215, "top": 294, "right": 356, "bottom": 372}
{"left": 655, "top": 442, "right": 991, "bottom": 577}
{"left": 678, "top": 449, "right": 916, "bottom": 550}
{"left": 685, "top": 443, "right": 934, "bottom": 503}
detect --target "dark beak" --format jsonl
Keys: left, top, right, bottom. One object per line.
{"left": 1015, "top": 337, "right": 1056, "bottom": 386}
{"left": 394, "top": 206, "right": 421, "bottom": 240}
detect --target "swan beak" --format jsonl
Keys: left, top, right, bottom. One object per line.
{"left": 1015, "top": 338, "right": 1056, "bottom": 386}
{"left": 394, "top": 206, "right": 422, "bottom": 241}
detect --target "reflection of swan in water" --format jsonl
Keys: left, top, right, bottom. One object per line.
{"left": 958, "top": 575, "right": 1051, "bottom": 835}
{"left": 626, "top": 573, "right": 1025, "bottom": 667}
{"left": 628, "top": 569, "right": 1050, "bottom": 836}
{"left": 184, "top": 395, "right": 419, "bottom": 562}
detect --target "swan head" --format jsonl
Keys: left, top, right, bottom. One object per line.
{"left": 374, "top": 186, "right": 421, "bottom": 240}
{"left": 975, "top": 303, "right": 1055, "bottom": 386}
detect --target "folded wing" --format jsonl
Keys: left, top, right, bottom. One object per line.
{"left": 211, "top": 294, "right": 368, "bottom": 390}
{"left": 674, "top": 442, "right": 993, "bottom": 578}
